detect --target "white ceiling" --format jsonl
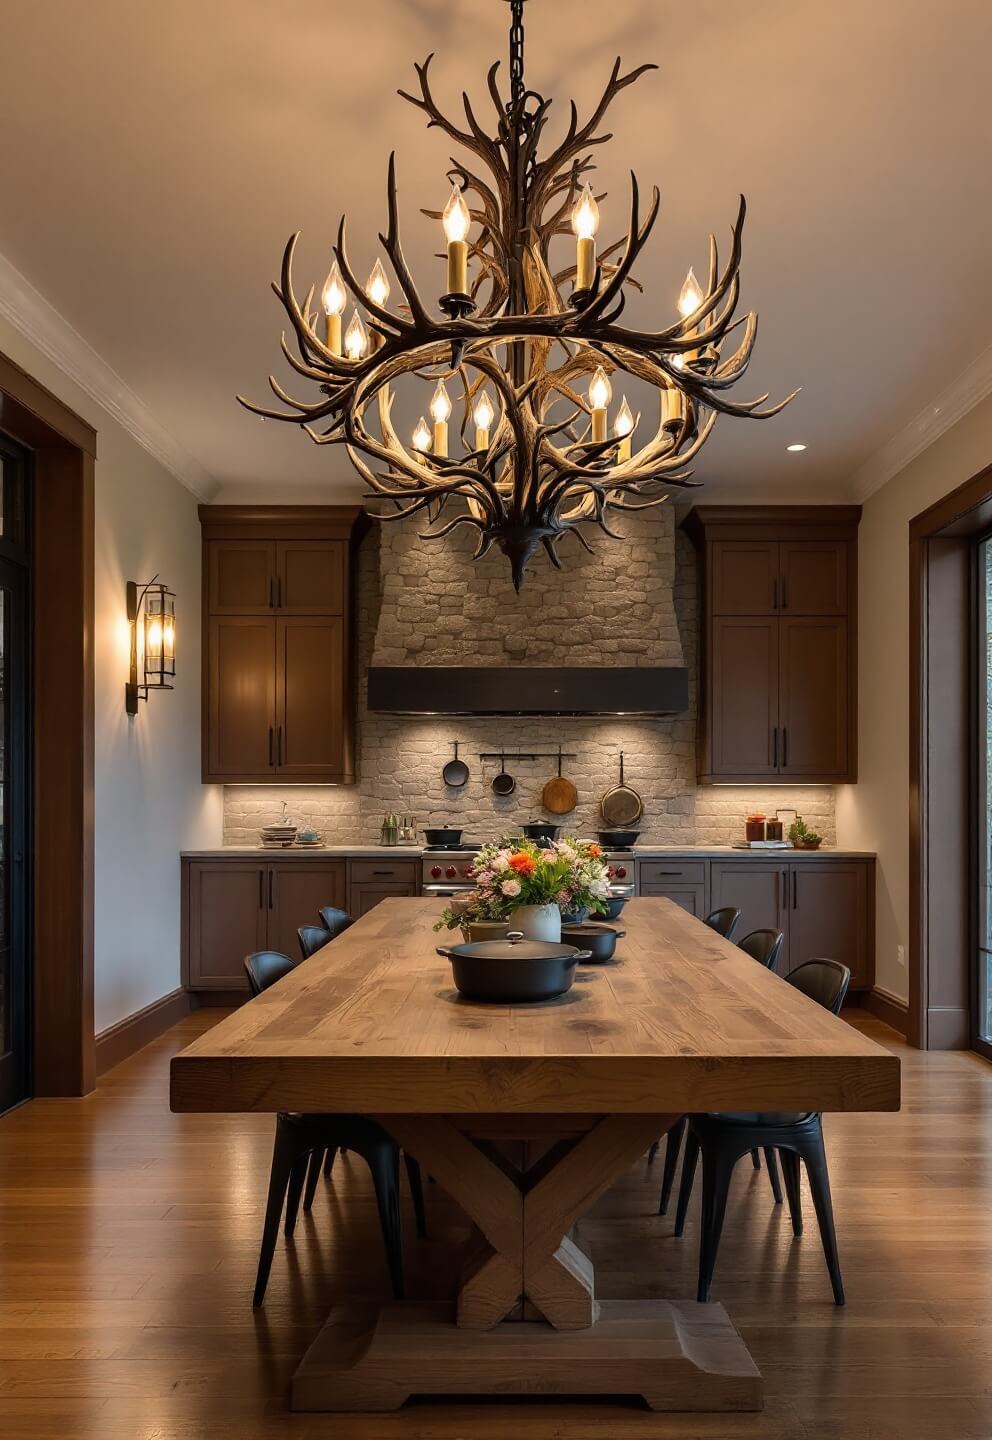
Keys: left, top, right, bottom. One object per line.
{"left": 1, "top": 0, "right": 991, "bottom": 503}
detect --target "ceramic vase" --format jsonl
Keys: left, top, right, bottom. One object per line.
{"left": 512, "top": 903, "right": 561, "bottom": 943}
{"left": 461, "top": 920, "right": 511, "bottom": 944}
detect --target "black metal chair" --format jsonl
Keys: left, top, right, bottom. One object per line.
{"left": 653, "top": 928, "right": 787, "bottom": 1214}
{"left": 298, "top": 924, "right": 334, "bottom": 960}
{"left": 704, "top": 907, "right": 742, "bottom": 941}
{"left": 318, "top": 906, "right": 355, "bottom": 939}
{"left": 673, "top": 958, "right": 852, "bottom": 1306}
{"left": 244, "top": 950, "right": 426, "bottom": 1308}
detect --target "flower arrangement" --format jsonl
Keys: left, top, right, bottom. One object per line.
{"left": 476, "top": 836, "right": 610, "bottom": 912}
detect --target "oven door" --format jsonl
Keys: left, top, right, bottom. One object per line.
{"left": 421, "top": 882, "right": 475, "bottom": 899}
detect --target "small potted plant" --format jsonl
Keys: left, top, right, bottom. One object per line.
{"left": 433, "top": 890, "right": 511, "bottom": 943}
{"left": 464, "top": 836, "right": 611, "bottom": 942}
{"left": 788, "top": 815, "right": 822, "bottom": 851}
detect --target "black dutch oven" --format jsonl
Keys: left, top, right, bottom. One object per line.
{"left": 560, "top": 921, "right": 626, "bottom": 963}
{"left": 521, "top": 822, "right": 561, "bottom": 845}
{"left": 597, "top": 829, "right": 640, "bottom": 847}
{"left": 436, "top": 930, "right": 591, "bottom": 1003}
{"left": 423, "top": 827, "right": 463, "bottom": 847}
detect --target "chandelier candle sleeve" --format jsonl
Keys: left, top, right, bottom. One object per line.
{"left": 366, "top": 259, "right": 390, "bottom": 352}
{"left": 571, "top": 181, "right": 600, "bottom": 291}
{"left": 678, "top": 268, "right": 704, "bottom": 363}
{"left": 442, "top": 184, "right": 471, "bottom": 295}
{"left": 321, "top": 260, "right": 346, "bottom": 354}
{"left": 473, "top": 389, "right": 495, "bottom": 450}
{"left": 615, "top": 396, "right": 634, "bottom": 462}
{"left": 344, "top": 309, "right": 368, "bottom": 361}
{"left": 431, "top": 378, "right": 452, "bottom": 457}
{"left": 589, "top": 367, "right": 612, "bottom": 444}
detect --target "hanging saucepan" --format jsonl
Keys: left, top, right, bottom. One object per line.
{"left": 442, "top": 741, "right": 469, "bottom": 788}
{"left": 541, "top": 745, "right": 577, "bottom": 816}
{"left": 600, "top": 751, "right": 643, "bottom": 827}
{"left": 492, "top": 749, "right": 516, "bottom": 797}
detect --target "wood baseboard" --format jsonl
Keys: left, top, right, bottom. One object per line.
{"left": 95, "top": 987, "right": 190, "bottom": 1075}
{"left": 861, "top": 987, "right": 909, "bottom": 1038}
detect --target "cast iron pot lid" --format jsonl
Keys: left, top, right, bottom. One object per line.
{"left": 437, "top": 931, "right": 586, "bottom": 962}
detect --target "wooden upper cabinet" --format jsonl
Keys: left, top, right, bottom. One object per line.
{"left": 200, "top": 507, "right": 364, "bottom": 785}
{"left": 208, "top": 540, "right": 276, "bottom": 614}
{"left": 685, "top": 506, "right": 860, "bottom": 784}
{"left": 711, "top": 541, "right": 779, "bottom": 615}
{"left": 779, "top": 541, "right": 847, "bottom": 615}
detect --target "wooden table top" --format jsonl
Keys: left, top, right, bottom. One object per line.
{"left": 170, "top": 898, "right": 900, "bottom": 1116}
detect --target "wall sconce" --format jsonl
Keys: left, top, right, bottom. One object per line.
{"left": 125, "top": 576, "right": 176, "bottom": 716}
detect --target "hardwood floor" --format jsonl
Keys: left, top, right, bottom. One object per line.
{"left": 0, "top": 1009, "right": 990, "bottom": 1437}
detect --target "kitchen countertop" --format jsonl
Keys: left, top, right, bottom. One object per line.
{"left": 181, "top": 844, "right": 875, "bottom": 860}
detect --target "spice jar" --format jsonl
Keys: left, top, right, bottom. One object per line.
{"left": 764, "top": 817, "right": 783, "bottom": 842}
{"left": 745, "top": 814, "right": 766, "bottom": 843}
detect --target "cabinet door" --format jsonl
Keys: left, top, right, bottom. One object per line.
{"left": 267, "top": 862, "right": 347, "bottom": 960}
{"left": 275, "top": 617, "right": 346, "bottom": 780}
{"left": 711, "top": 541, "right": 779, "bottom": 615}
{"left": 276, "top": 541, "right": 345, "bottom": 615}
{"left": 640, "top": 883, "right": 705, "bottom": 917}
{"left": 789, "top": 862, "right": 870, "bottom": 988}
{"left": 710, "top": 617, "right": 779, "bottom": 777}
{"left": 779, "top": 541, "right": 847, "bottom": 615}
{"left": 709, "top": 862, "right": 790, "bottom": 972}
{"left": 187, "top": 861, "right": 266, "bottom": 990}
{"left": 207, "top": 540, "right": 275, "bottom": 614}
{"left": 350, "top": 880, "right": 420, "bottom": 919}
{"left": 779, "top": 617, "right": 848, "bottom": 779}
{"left": 206, "top": 618, "right": 276, "bottom": 779}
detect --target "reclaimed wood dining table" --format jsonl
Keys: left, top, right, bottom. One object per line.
{"left": 170, "top": 896, "right": 900, "bottom": 1413}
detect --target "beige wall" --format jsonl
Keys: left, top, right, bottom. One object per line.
{"left": 837, "top": 391, "right": 992, "bottom": 1002}
{"left": 0, "top": 317, "right": 223, "bottom": 1033}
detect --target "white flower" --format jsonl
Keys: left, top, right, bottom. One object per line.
{"left": 501, "top": 877, "right": 521, "bottom": 897}
{"left": 492, "top": 852, "right": 511, "bottom": 871}
{"left": 540, "top": 848, "right": 557, "bottom": 863}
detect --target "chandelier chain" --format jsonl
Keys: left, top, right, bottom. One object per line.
{"left": 508, "top": 0, "right": 526, "bottom": 111}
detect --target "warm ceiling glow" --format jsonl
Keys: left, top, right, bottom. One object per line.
{"left": 442, "top": 184, "right": 471, "bottom": 244}
{"left": 321, "top": 260, "right": 346, "bottom": 316}
{"left": 430, "top": 378, "right": 452, "bottom": 423}
{"left": 678, "top": 267, "right": 703, "bottom": 317}
{"left": 571, "top": 182, "right": 600, "bottom": 240}
{"left": 589, "top": 366, "right": 612, "bottom": 411}
{"left": 786, "top": 443, "right": 807, "bottom": 452}
{"left": 367, "top": 258, "right": 390, "bottom": 308}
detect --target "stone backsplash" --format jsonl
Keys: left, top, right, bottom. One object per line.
{"left": 222, "top": 512, "right": 837, "bottom": 848}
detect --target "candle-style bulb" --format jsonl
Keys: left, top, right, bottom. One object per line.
{"left": 614, "top": 395, "right": 634, "bottom": 437}
{"left": 571, "top": 183, "right": 600, "bottom": 240}
{"left": 588, "top": 366, "right": 612, "bottom": 412}
{"left": 344, "top": 309, "right": 368, "bottom": 361}
{"left": 473, "top": 390, "right": 495, "bottom": 431}
{"left": 678, "top": 267, "right": 703, "bottom": 318}
{"left": 321, "top": 260, "right": 346, "bottom": 316}
{"left": 366, "top": 258, "right": 390, "bottom": 308}
{"left": 430, "top": 378, "right": 452, "bottom": 423}
{"left": 442, "top": 185, "right": 471, "bottom": 244}
{"left": 412, "top": 416, "right": 432, "bottom": 452}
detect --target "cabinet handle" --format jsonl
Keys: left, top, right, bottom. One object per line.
{"left": 268, "top": 870, "right": 274, "bottom": 909}
{"left": 268, "top": 726, "right": 274, "bottom": 767}
{"left": 278, "top": 726, "right": 284, "bottom": 766}
{"left": 276, "top": 576, "right": 282, "bottom": 608}
{"left": 781, "top": 576, "right": 788, "bottom": 609}
{"left": 782, "top": 727, "right": 789, "bottom": 768}
{"left": 652, "top": 870, "right": 686, "bottom": 877}
{"left": 268, "top": 576, "right": 275, "bottom": 609}
{"left": 792, "top": 870, "right": 798, "bottom": 910}
{"left": 772, "top": 577, "right": 778, "bottom": 610}
{"left": 773, "top": 727, "right": 779, "bottom": 769}
{"left": 780, "top": 870, "right": 787, "bottom": 911}
{"left": 258, "top": 869, "right": 264, "bottom": 909}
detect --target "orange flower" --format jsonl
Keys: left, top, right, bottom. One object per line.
{"left": 508, "top": 852, "right": 536, "bottom": 876}
{"left": 587, "top": 843, "right": 603, "bottom": 858}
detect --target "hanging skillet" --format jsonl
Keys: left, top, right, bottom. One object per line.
{"left": 541, "top": 745, "right": 577, "bottom": 816}
{"left": 492, "top": 749, "right": 516, "bottom": 797}
{"left": 442, "top": 741, "right": 469, "bottom": 788}
{"left": 600, "top": 751, "right": 643, "bottom": 828}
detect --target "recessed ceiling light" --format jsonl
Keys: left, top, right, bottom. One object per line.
{"left": 786, "top": 443, "right": 807, "bottom": 452}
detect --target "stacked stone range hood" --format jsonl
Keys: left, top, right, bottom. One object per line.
{"left": 367, "top": 510, "right": 689, "bottom": 716}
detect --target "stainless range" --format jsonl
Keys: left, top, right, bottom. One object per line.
{"left": 419, "top": 843, "right": 637, "bottom": 899}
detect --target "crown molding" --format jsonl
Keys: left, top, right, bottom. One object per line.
{"left": 0, "top": 250, "right": 216, "bottom": 500}
{"left": 849, "top": 342, "right": 992, "bottom": 503}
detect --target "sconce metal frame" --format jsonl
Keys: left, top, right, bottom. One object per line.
{"left": 125, "top": 575, "right": 176, "bottom": 716}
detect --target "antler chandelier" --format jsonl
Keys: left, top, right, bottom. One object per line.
{"left": 242, "top": 0, "right": 795, "bottom": 589}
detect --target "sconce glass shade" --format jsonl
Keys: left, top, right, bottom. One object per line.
{"left": 143, "top": 585, "right": 176, "bottom": 688}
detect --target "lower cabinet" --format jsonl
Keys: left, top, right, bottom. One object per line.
{"left": 347, "top": 859, "right": 419, "bottom": 919}
{"left": 183, "top": 858, "right": 346, "bottom": 993}
{"left": 708, "top": 858, "right": 874, "bottom": 989}
{"left": 637, "top": 860, "right": 706, "bottom": 918}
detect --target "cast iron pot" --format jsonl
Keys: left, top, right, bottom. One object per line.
{"left": 521, "top": 822, "right": 561, "bottom": 845}
{"left": 560, "top": 921, "right": 626, "bottom": 964}
{"left": 597, "top": 829, "right": 641, "bottom": 848}
{"left": 436, "top": 931, "right": 591, "bottom": 1003}
{"left": 423, "top": 827, "right": 463, "bottom": 847}
{"left": 602, "top": 894, "right": 627, "bottom": 921}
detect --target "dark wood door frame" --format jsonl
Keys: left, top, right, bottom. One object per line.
{"left": 910, "top": 461, "right": 992, "bottom": 1050}
{"left": 0, "top": 350, "right": 96, "bottom": 1095}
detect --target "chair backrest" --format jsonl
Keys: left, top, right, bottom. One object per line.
{"left": 317, "top": 906, "right": 355, "bottom": 939}
{"left": 705, "top": 907, "right": 742, "bottom": 941}
{"left": 244, "top": 949, "right": 296, "bottom": 997}
{"left": 737, "top": 928, "right": 785, "bottom": 971}
{"left": 786, "top": 958, "right": 851, "bottom": 1016}
{"left": 298, "top": 924, "right": 333, "bottom": 961}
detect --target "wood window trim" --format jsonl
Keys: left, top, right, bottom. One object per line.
{"left": 909, "top": 461, "right": 992, "bottom": 1050}
{"left": 0, "top": 347, "right": 96, "bottom": 1095}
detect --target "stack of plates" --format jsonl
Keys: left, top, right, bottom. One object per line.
{"left": 260, "top": 823, "right": 297, "bottom": 848}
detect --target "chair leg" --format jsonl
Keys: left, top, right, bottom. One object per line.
{"left": 404, "top": 1153, "right": 428, "bottom": 1238}
{"left": 284, "top": 1154, "right": 308, "bottom": 1238}
{"left": 647, "top": 1139, "right": 661, "bottom": 1165}
{"left": 764, "top": 1146, "right": 783, "bottom": 1204}
{"left": 323, "top": 1146, "right": 337, "bottom": 1180}
{"left": 750, "top": 1148, "right": 761, "bottom": 1170}
{"left": 697, "top": 1146, "right": 736, "bottom": 1303}
{"left": 658, "top": 1116, "right": 686, "bottom": 1215}
{"left": 780, "top": 1148, "right": 803, "bottom": 1235}
{"left": 673, "top": 1126, "right": 700, "bottom": 1238}
{"left": 367, "top": 1146, "right": 405, "bottom": 1299}
{"left": 253, "top": 1119, "right": 301, "bottom": 1308}
{"left": 801, "top": 1131, "right": 845, "bottom": 1306}
{"left": 302, "top": 1148, "right": 323, "bottom": 1213}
